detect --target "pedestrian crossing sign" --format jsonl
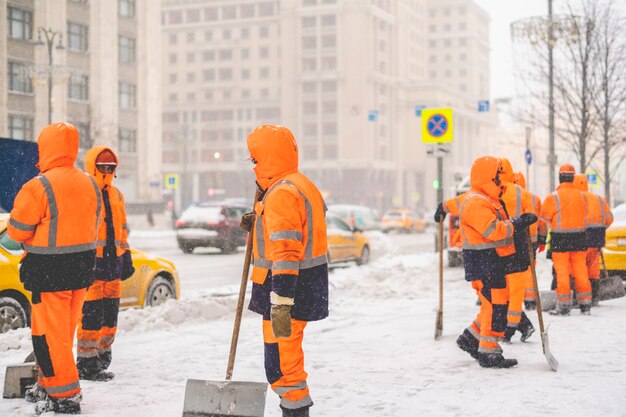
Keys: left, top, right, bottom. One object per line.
{"left": 422, "top": 108, "right": 454, "bottom": 143}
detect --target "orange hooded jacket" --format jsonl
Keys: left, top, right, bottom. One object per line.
{"left": 246, "top": 125, "right": 328, "bottom": 322}
{"left": 499, "top": 159, "right": 535, "bottom": 237}
{"left": 85, "top": 146, "right": 129, "bottom": 258}
{"left": 8, "top": 123, "right": 102, "bottom": 291}
{"left": 574, "top": 174, "right": 613, "bottom": 248}
{"left": 513, "top": 171, "right": 543, "bottom": 242}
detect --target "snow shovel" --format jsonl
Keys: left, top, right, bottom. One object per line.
{"left": 3, "top": 351, "right": 37, "bottom": 399}
{"left": 526, "top": 232, "right": 558, "bottom": 372}
{"left": 598, "top": 252, "right": 626, "bottom": 301}
{"left": 183, "top": 194, "right": 268, "bottom": 417}
{"left": 434, "top": 217, "right": 444, "bottom": 340}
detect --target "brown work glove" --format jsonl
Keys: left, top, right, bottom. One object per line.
{"left": 270, "top": 292, "right": 294, "bottom": 338}
{"left": 240, "top": 211, "right": 255, "bottom": 232}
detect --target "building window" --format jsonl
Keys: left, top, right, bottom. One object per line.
{"left": 259, "top": 2, "right": 275, "bottom": 16}
{"left": 241, "top": 69, "right": 250, "bottom": 80}
{"left": 119, "top": 36, "right": 136, "bottom": 63}
{"left": 302, "top": 82, "right": 316, "bottom": 93}
{"left": 8, "top": 62, "right": 33, "bottom": 93}
{"left": 302, "top": 58, "right": 316, "bottom": 71}
{"left": 322, "top": 80, "right": 336, "bottom": 92}
{"left": 187, "top": 31, "right": 195, "bottom": 43}
{"left": 302, "top": 36, "right": 316, "bottom": 49}
{"left": 321, "top": 15, "right": 336, "bottom": 26}
{"left": 241, "top": 4, "right": 255, "bottom": 18}
{"left": 259, "top": 26, "right": 269, "bottom": 38}
{"left": 219, "top": 68, "right": 233, "bottom": 80}
{"left": 187, "top": 52, "right": 195, "bottom": 63}
{"left": 260, "top": 88, "right": 269, "bottom": 98}
{"left": 302, "top": 17, "right": 316, "bottom": 28}
{"left": 321, "top": 56, "right": 336, "bottom": 70}
{"left": 8, "top": 116, "right": 34, "bottom": 140}
{"left": 119, "top": 83, "right": 136, "bottom": 109}
{"left": 241, "top": 89, "right": 250, "bottom": 99}
{"left": 67, "top": 22, "right": 88, "bottom": 52}
{"left": 459, "top": 22, "right": 467, "bottom": 30}
{"left": 259, "top": 46, "right": 269, "bottom": 59}
{"left": 169, "top": 33, "right": 177, "bottom": 44}
{"left": 303, "top": 102, "right": 317, "bottom": 115}
{"left": 169, "top": 93, "right": 177, "bottom": 102}
{"left": 186, "top": 9, "right": 200, "bottom": 23}
{"left": 68, "top": 73, "right": 89, "bottom": 100}
{"left": 7, "top": 7, "right": 33, "bottom": 40}
{"left": 223, "top": 29, "right": 231, "bottom": 40}
{"left": 322, "top": 101, "right": 336, "bottom": 114}
{"left": 219, "top": 50, "right": 232, "bottom": 60}
{"left": 203, "top": 50, "right": 215, "bottom": 61}
{"left": 119, "top": 128, "right": 137, "bottom": 153}
{"left": 241, "top": 28, "right": 249, "bottom": 38}
{"left": 187, "top": 72, "right": 195, "bottom": 82}
{"left": 169, "top": 73, "right": 177, "bottom": 83}
{"left": 74, "top": 122, "right": 91, "bottom": 150}
{"left": 303, "top": 123, "right": 317, "bottom": 135}
{"left": 260, "top": 67, "right": 269, "bottom": 79}
{"left": 322, "top": 35, "right": 336, "bottom": 48}
{"left": 119, "top": 0, "right": 135, "bottom": 18}
{"left": 241, "top": 48, "right": 250, "bottom": 59}
{"left": 169, "top": 11, "right": 182, "bottom": 24}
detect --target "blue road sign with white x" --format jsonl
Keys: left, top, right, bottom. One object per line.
{"left": 427, "top": 114, "right": 448, "bottom": 138}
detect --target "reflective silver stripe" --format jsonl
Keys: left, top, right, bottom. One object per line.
{"left": 505, "top": 221, "right": 513, "bottom": 239}
{"left": 270, "top": 230, "right": 302, "bottom": 242}
{"left": 280, "top": 394, "right": 313, "bottom": 410}
{"left": 462, "top": 237, "right": 514, "bottom": 250}
{"left": 551, "top": 228, "right": 586, "bottom": 233}
{"left": 507, "top": 311, "right": 523, "bottom": 317}
{"left": 96, "top": 240, "right": 107, "bottom": 246}
{"left": 120, "top": 243, "right": 129, "bottom": 249}
{"left": 8, "top": 218, "right": 37, "bottom": 231}
{"left": 554, "top": 192, "right": 561, "bottom": 230}
{"left": 540, "top": 216, "right": 551, "bottom": 222}
{"left": 77, "top": 340, "right": 100, "bottom": 348}
{"left": 87, "top": 174, "right": 102, "bottom": 233}
{"left": 253, "top": 258, "right": 272, "bottom": 268}
{"left": 515, "top": 186, "right": 522, "bottom": 217}
{"left": 507, "top": 322, "right": 519, "bottom": 328}
{"left": 473, "top": 320, "right": 481, "bottom": 329}
{"left": 482, "top": 220, "right": 497, "bottom": 238}
{"left": 256, "top": 213, "right": 265, "bottom": 258}
{"left": 478, "top": 345, "right": 503, "bottom": 354}
{"left": 479, "top": 335, "right": 501, "bottom": 342}
{"left": 272, "top": 260, "right": 300, "bottom": 271}
{"left": 116, "top": 188, "right": 122, "bottom": 200}
{"left": 273, "top": 381, "right": 308, "bottom": 395}
{"left": 556, "top": 295, "right": 571, "bottom": 301}
{"left": 23, "top": 242, "right": 97, "bottom": 254}
{"left": 577, "top": 291, "right": 592, "bottom": 298}
{"left": 299, "top": 253, "right": 328, "bottom": 269}
{"left": 122, "top": 223, "right": 128, "bottom": 229}
{"left": 468, "top": 325, "right": 480, "bottom": 340}
{"left": 45, "top": 381, "right": 80, "bottom": 395}
{"left": 531, "top": 235, "right": 538, "bottom": 243}
{"left": 598, "top": 195, "right": 605, "bottom": 225}
{"left": 77, "top": 350, "right": 99, "bottom": 358}
{"left": 587, "top": 224, "right": 605, "bottom": 229}
{"left": 38, "top": 175, "right": 58, "bottom": 247}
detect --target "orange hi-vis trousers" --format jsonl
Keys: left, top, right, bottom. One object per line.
{"left": 523, "top": 262, "right": 537, "bottom": 303}
{"left": 506, "top": 269, "right": 527, "bottom": 328}
{"left": 467, "top": 275, "right": 509, "bottom": 354}
{"left": 77, "top": 279, "right": 121, "bottom": 361}
{"left": 31, "top": 289, "right": 86, "bottom": 399}
{"left": 586, "top": 248, "right": 600, "bottom": 280}
{"left": 552, "top": 251, "right": 592, "bottom": 308}
{"left": 263, "top": 320, "right": 313, "bottom": 411}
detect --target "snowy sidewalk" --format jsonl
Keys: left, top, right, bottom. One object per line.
{"left": 1, "top": 244, "right": 625, "bottom": 416}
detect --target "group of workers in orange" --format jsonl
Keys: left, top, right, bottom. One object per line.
{"left": 434, "top": 157, "right": 613, "bottom": 368}
{"left": 8, "top": 123, "right": 133, "bottom": 414}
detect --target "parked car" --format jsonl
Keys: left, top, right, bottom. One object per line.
{"left": 175, "top": 202, "right": 249, "bottom": 254}
{"left": 602, "top": 203, "right": 626, "bottom": 278}
{"left": 0, "top": 214, "right": 180, "bottom": 334}
{"left": 382, "top": 209, "right": 426, "bottom": 233}
{"left": 326, "top": 213, "right": 370, "bottom": 266}
{"left": 327, "top": 204, "right": 388, "bottom": 233}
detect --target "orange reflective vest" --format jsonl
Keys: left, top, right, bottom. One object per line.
{"left": 540, "top": 182, "right": 587, "bottom": 252}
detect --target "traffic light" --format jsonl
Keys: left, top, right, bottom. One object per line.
{"left": 433, "top": 179, "right": 441, "bottom": 190}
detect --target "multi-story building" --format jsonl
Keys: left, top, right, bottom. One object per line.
{"left": 161, "top": 0, "right": 495, "bottom": 211}
{"left": 0, "top": 0, "right": 162, "bottom": 201}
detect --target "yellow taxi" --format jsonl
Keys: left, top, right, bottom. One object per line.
{"left": 326, "top": 212, "right": 370, "bottom": 265}
{"left": 0, "top": 214, "right": 180, "bottom": 334}
{"left": 382, "top": 209, "right": 426, "bottom": 233}
{"left": 602, "top": 203, "right": 626, "bottom": 277}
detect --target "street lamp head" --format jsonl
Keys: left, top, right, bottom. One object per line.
{"left": 56, "top": 34, "right": 65, "bottom": 50}
{"left": 33, "top": 32, "right": 45, "bottom": 46}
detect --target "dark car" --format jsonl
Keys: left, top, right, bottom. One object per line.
{"left": 175, "top": 202, "right": 249, "bottom": 254}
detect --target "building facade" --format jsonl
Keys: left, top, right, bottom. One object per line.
{"left": 161, "top": 0, "right": 495, "bottom": 212}
{"left": 0, "top": 0, "right": 162, "bottom": 201}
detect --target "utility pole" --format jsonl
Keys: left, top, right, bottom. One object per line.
{"left": 547, "top": 0, "right": 556, "bottom": 190}
{"left": 34, "top": 27, "right": 64, "bottom": 124}
{"left": 526, "top": 127, "right": 532, "bottom": 187}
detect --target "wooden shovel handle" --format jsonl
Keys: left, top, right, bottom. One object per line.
{"left": 226, "top": 191, "right": 259, "bottom": 380}
{"left": 438, "top": 217, "right": 444, "bottom": 313}
{"left": 526, "top": 230, "right": 546, "bottom": 336}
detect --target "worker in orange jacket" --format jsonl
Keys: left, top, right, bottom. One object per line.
{"left": 513, "top": 172, "right": 544, "bottom": 309}
{"left": 498, "top": 160, "right": 535, "bottom": 343}
{"left": 455, "top": 156, "right": 537, "bottom": 368}
{"left": 540, "top": 164, "right": 591, "bottom": 315}
{"left": 76, "top": 146, "right": 135, "bottom": 381}
{"left": 8, "top": 123, "right": 102, "bottom": 414}
{"left": 242, "top": 125, "right": 328, "bottom": 417}
{"left": 573, "top": 174, "right": 613, "bottom": 305}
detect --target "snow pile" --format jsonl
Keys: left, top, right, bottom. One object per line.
{"left": 118, "top": 294, "right": 235, "bottom": 334}
{"left": 0, "top": 328, "right": 30, "bottom": 352}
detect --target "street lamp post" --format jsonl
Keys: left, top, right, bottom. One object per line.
{"left": 34, "top": 27, "right": 64, "bottom": 124}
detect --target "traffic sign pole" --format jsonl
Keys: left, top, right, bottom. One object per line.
{"left": 437, "top": 156, "right": 443, "bottom": 205}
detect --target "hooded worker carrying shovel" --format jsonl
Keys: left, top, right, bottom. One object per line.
{"left": 182, "top": 125, "right": 329, "bottom": 417}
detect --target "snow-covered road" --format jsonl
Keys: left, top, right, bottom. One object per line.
{"left": 1, "top": 230, "right": 625, "bottom": 416}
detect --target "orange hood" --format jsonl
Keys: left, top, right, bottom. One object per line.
{"left": 499, "top": 158, "right": 515, "bottom": 184}
{"left": 513, "top": 172, "right": 526, "bottom": 189}
{"left": 470, "top": 156, "right": 503, "bottom": 200}
{"left": 574, "top": 173, "right": 589, "bottom": 192}
{"left": 36, "top": 122, "right": 79, "bottom": 172}
{"left": 246, "top": 125, "right": 299, "bottom": 190}
{"left": 86, "top": 146, "right": 119, "bottom": 188}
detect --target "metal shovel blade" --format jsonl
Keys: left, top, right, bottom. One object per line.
{"left": 540, "top": 327, "right": 559, "bottom": 372}
{"left": 598, "top": 276, "right": 626, "bottom": 301}
{"left": 3, "top": 362, "right": 37, "bottom": 399}
{"left": 182, "top": 379, "right": 268, "bottom": 417}
{"left": 434, "top": 310, "right": 443, "bottom": 340}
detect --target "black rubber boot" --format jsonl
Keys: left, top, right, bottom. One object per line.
{"left": 77, "top": 357, "right": 101, "bottom": 380}
{"left": 549, "top": 305, "right": 571, "bottom": 316}
{"left": 282, "top": 406, "right": 310, "bottom": 417}
{"left": 36, "top": 393, "right": 82, "bottom": 415}
{"left": 477, "top": 353, "right": 518, "bottom": 369}
{"left": 99, "top": 351, "right": 112, "bottom": 371}
{"left": 590, "top": 279, "right": 600, "bottom": 306}
{"left": 580, "top": 304, "right": 591, "bottom": 315}
{"left": 456, "top": 329, "right": 479, "bottom": 359}
{"left": 524, "top": 300, "right": 537, "bottom": 311}
{"left": 25, "top": 383, "right": 47, "bottom": 403}
{"left": 518, "top": 313, "right": 536, "bottom": 342}
{"left": 84, "top": 371, "right": 115, "bottom": 382}
{"left": 502, "top": 326, "right": 516, "bottom": 343}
